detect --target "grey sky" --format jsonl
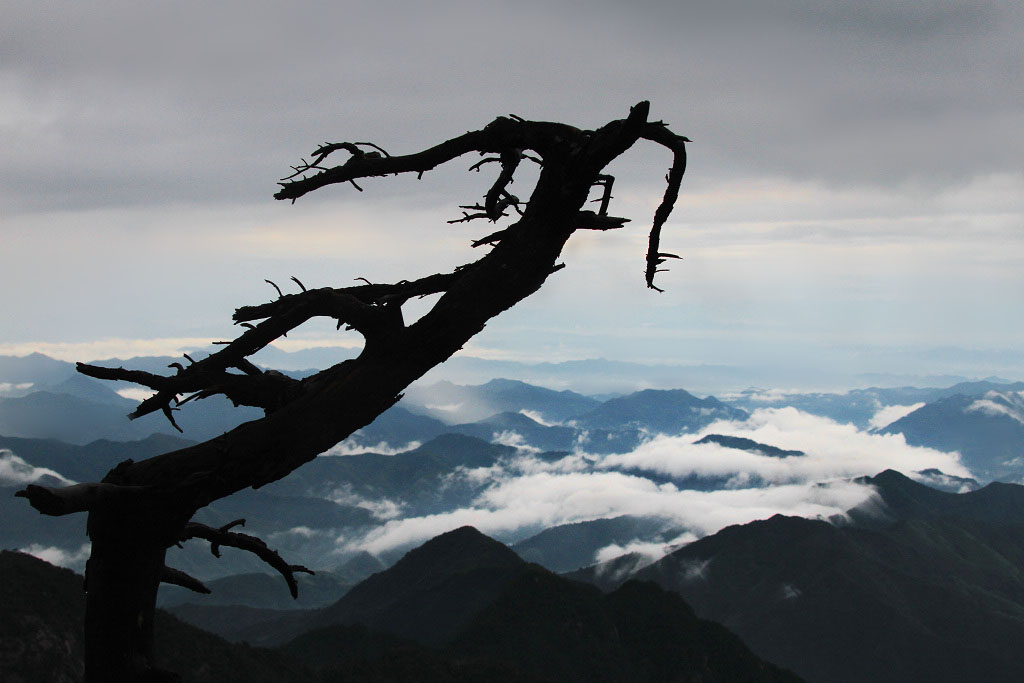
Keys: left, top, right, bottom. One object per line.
{"left": 2, "top": 0, "right": 1022, "bottom": 382}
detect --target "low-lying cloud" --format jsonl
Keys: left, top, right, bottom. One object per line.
{"left": 328, "top": 483, "right": 404, "bottom": 520}
{"left": 0, "top": 450, "right": 75, "bottom": 486}
{"left": 325, "top": 440, "right": 422, "bottom": 456}
{"left": 347, "top": 474, "right": 874, "bottom": 557}
{"left": 967, "top": 390, "right": 1024, "bottom": 424}
{"left": 20, "top": 543, "right": 91, "bottom": 571}
{"left": 340, "top": 407, "right": 969, "bottom": 560}
{"left": 602, "top": 407, "right": 969, "bottom": 485}
{"left": 869, "top": 402, "right": 926, "bottom": 430}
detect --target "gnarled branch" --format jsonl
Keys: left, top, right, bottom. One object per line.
{"left": 180, "top": 519, "right": 313, "bottom": 599}
{"left": 16, "top": 481, "right": 152, "bottom": 517}
{"left": 160, "top": 566, "right": 210, "bottom": 594}
{"left": 640, "top": 123, "right": 691, "bottom": 291}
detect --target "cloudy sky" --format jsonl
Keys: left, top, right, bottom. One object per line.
{"left": 3, "top": 0, "right": 1022, "bottom": 384}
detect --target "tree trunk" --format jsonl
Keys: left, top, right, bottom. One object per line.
{"left": 83, "top": 504, "right": 182, "bottom": 683}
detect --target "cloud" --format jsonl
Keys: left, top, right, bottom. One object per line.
{"left": 675, "top": 557, "right": 713, "bottom": 583}
{"left": 491, "top": 430, "right": 542, "bottom": 454}
{"left": 346, "top": 468, "right": 875, "bottom": 557}
{"left": 269, "top": 526, "right": 325, "bottom": 541}
{"left": 325, "top": 440, "right": 422, "bottom": 457}
{"left": 328, "top": 483, "right": 404, "bottom": 521}
{"left": 966, "top": 390, "right": 1024, "bottom": 424}
{"left": 0, "top": 450, "right": 75, "bottom": 486}
{"left": 20, "top": 543, "right": 91, "bottom": 571}
{"left": 339, "top": 406, "right": 972, "bottom": 558}
{"left": 594, "top": 531, "right": 697, "bottom": 566}
{"left": 116, "top": 387, "right": 156, "bottom": 402}
{"left": 599, "top": 407, "right": 970, "bottom": 484}
{"left": 423, "top": 403, "right": 463, "bottom": 414}
{"left": 869, "top": 402, "right": 926, "bottom": 430}
{"left": 519, "top": 409, "right": 562, "bottom": 427}
{"left": 780, "top": 583, "right": 802, "bottom": 600}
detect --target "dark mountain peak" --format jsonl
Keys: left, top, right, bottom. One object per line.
{"left": 577, "top": 388, "right": 748, "bottom": 434}
{"left": 861, "top": 468, "right": 916, "bottom": 487}
{"left": 662, "top": 514, "right": 830, "bottom": 561}
{"left": 695, "top": 434, "right": 804, "bottom": 457}
{"left": 630, "top": 387, "right": 698, "bottom": 402}
{"left": 476, "top": 410, "right": 542, "bottom": 428}
{"left": 410, "top": 432, "right": 514, "bottom": 458}
{"left": 480, "top": 377, "right": 532, "bottom": 390}
{"left": 395, "top": 526, "right": 524, "bottom": 574}
{"left": 852, "top": 469, "right": 955, "bottom": 519}
{"left": 315, "top": 527, "right": 526, "bottom": 645}
{"left": 335, "top": 551, "right": 386, "bottom": 582}
{"left": 962, "top": 480, "right": 1024, "bottom": 517}
{"left": 851, "top": 469, "right": 1024, "bottom": 525}
{"left": 910, "top": 468, "right": 981, "bottom": 493}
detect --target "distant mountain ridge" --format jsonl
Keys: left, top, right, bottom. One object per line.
{"left": 574, "top": 388, "right": 748, "bottom": 433}
{"left": 695, "top": 434, "right": 804, "bottom": 458}
{"left": 879, "top": 389, "right": 1024, "bottom": 482}
{"left": 5, "top": 531, "right": 802, "bottom": 682}
{"left": 221, "top": 526, "right": 803, "bottom": 682}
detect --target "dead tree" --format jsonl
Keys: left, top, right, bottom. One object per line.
{"left": 16, "top": 101, "right": 689, "bottom": 682}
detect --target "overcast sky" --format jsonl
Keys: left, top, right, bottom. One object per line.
{"left": 3, "top": 0, "right": 1022, "bottom": 384}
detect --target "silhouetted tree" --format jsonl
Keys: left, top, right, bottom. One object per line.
{"left": 17, "top": 101, "right": 689, "bottom": 682}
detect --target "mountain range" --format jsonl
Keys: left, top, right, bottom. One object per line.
{"left": 5, "top": 351, "right": 1024, "bottom": 680}
{"left": 3, "top": 531, "right": 802, "bottom": 682}
{"left": 570, "top": 471, "right": 1024, "bottom": 683}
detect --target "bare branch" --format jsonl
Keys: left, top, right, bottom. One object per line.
{"left": 15, "top": 481, "right": 151, "bottom": 516}
{"left": 592, "top": 175, "right": 615, "bottom": 216}
{"left": 265, "top": 279, "right": 284, "bottom": 298}
{"left": 160, "top": 566, "right": 210, "bottom": 594}
{"left": 273, "top": 116, "right": 582, "bottom": 202}
{"left": 181, "top": 520, "right": 313, "bottom": 599}
{"left": 484, "top": 149, "right": 522, "bottom": 221}
{"left": 640, "top": 123, "right": 690, "bottom": 291}
{"left": 572, "top": 211, "right": 630, "bottom": 231}
{"left": 471, "top": 228, "right": 509, "bottom": 248}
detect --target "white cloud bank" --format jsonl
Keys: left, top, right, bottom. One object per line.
{"left": 601, "top": 407, "right": 969, "bottom": 485}
{"left": 325, "top": 440, "right": 422, "bottom": 456}
{"left": 20, "top": 543, "right": 91, "bottom": 571}
{"left": 0, "top": 450, "right": 75, "bottom": 486}
{"left": 869, "top": 403, "right": 926, "bottom": 430}
{"left": 967, "top": 390, "right": 1024, "bottom": 425}
{"left": 341, "top": 407, "right": 970, "bottom": 558}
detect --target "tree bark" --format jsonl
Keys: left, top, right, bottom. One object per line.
{"left": 83, "top": 502, "right": 188, "bottom": 682}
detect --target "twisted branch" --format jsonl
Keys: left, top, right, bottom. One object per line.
{"left": 180, "top": 519, "right": 313, "bottom": 599}
{"left": 640, "top": 123, "right": 690, "bottom": 291}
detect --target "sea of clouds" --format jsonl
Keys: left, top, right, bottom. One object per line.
{"left": 339, "top": 406, "right": 970, "bottom": 564}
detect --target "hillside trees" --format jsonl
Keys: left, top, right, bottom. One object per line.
{"left": 16, "top": 101, "right": 689, "bottom": 682}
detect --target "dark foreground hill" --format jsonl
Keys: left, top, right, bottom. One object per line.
{"left": 0, "top": 550, "right": 312, "bottom": 683}
{"left": 571, "top": 471, "right": 1024, "bottom": 683}
{"left": 5, "top": 531, "right": 800, "bottom": 683}
{"left": 278, "top": 526, "right": 802, "bottom": 683}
